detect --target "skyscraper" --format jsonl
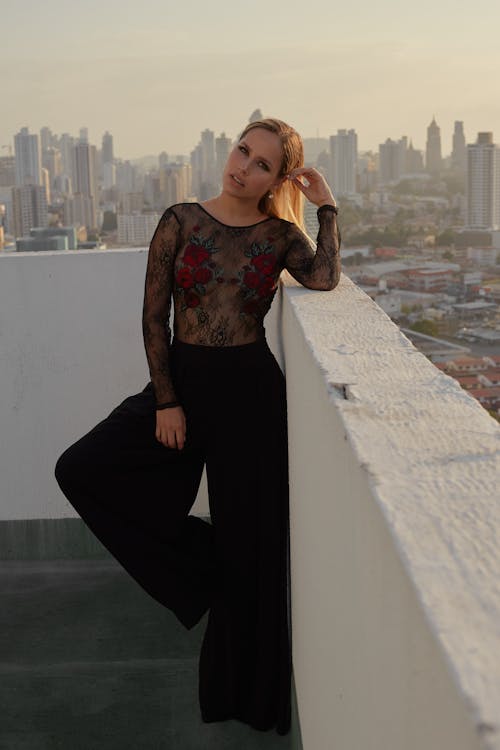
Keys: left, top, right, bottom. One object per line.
{"left": 59, "top": 133, "right": 76, "bottom": 188}
{"left": 215, "top": 132, "right": 232, "bottom": 189}
{"left": 71, "top": 141, "right": 98, "bottom": 229}
{"left": 102, "top": 131, "right": 114, "bottom": 166}
{"left": 329, "top": 129, "right": 357, "bottom": 196}
{"left": 466, "top": 132, "right": 500, "bottom": 230}
{"left": 0, "top": 156, "right": 15, "bottom": 187}
{"left": 40, "top": 127, "right": 55, "bottom": 151}
{"left": 451, "top": 121, "right": 466, "bottom": 174}
{"left": 14, "top": 127, "right": 42, "bottom": 186}
{"left": 425, "top": 117, "right": 442, "bottom": 174}
{"left": 406, "top": 141, "right": 424, "bottom": 173}
{"left": 201, "top": 129, "right": 216, "bottom": 189}
{"left": 12, "top": 185, "right": 48, "bottom": 237}
{"left": 379, "top": 137, "right": 406, "bottom": 184}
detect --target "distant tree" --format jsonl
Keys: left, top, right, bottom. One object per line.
{"left": 443, "top": 249, "right": 455, "bottom": 260}
{"left": 436, "top": 229, "right": 458, "bottom": 246}
{"left": 410, "top": 319, "right": 439, "bottom": 337}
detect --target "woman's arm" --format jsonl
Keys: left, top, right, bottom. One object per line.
{"left": 284, "top": 167, "right": 341, "bottom": 291}
{"left": 142, "top": 208, "right": 187, "bottom": 450}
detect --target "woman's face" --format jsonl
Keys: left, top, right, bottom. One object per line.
{"left": 222, "top": 127, "right": 285, "bottom": 203}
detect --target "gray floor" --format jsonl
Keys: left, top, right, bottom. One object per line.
{"left": 0, "top": 559, "right": 294, "bottom": 750}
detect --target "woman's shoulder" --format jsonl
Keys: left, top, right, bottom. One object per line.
{"left": 161, "top": 202, "right": 199, "bottom": 220}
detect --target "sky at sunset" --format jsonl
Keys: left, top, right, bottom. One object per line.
{"left": 3, "top": 0, "right": 500, "bottom": 159}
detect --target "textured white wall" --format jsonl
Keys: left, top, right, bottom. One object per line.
{"left": 283, "top": 273, "right": 500, "bottom": 750}
{"left": 0, "top": 250, "right": 152, "bottom": 519}
{"left": 0, "top": 249, "right": 283, "bottom": 520}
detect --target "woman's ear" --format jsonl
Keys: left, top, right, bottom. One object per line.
{"left": 273, "top": 174, "right": 288, "bottom": 191}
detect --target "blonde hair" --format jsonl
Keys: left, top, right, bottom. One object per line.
{"left": 238, "top": 118, "right": 306, "bottom": 233}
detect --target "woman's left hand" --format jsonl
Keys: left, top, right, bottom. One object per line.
{"left": 287, "top": 167, "right": 336, "bottom": 208}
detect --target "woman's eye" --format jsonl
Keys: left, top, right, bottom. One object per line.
{"left": 239, "top": 145, "right": 247, "bottom": 154}
{"left": 258, "top": 162, "right": 270, "bottom": 171}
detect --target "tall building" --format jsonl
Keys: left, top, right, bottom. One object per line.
{"left": 159, "top": 152, "right": 169, "bottom": 170}
{"left": 14, "top": 127, "right": 42, "bottom": 186}
{"left": 215, "top": 132, "right": 232, "bottom": 189}
{"left": 40, "top": 127, "right": 55, "bottom": 151}
{"left": 159, "top": 163, "right": 192, "bottom": 207}
{"left": 249, "top": 109, "right": 263, "bottom": 124}
{"left": 79, "top": 127, "right": 89, "bottom": 144}
{"left": 11, "top": 185, "right": 48, "bottom": 237}
{"left": 58, "top": 133, "right": 76, "bottom": 188}
{"left": 451, "top": 121, "right": 467, "bottom": 173}
{"left": 42, "top": 147, "right": 63, "bottom": 187}
{"left": 466, "top": 132, "right": 500, "bottom": 230}
{"left": 71, "top": 141, "right": 98, "bottom": 229}
{"left": 425, "top": 116, "right": 442, "bottom": 174}
{"left": 115, "top": 160, "right": 137, "bottom": 194}
{"left": 0, "top": 156, "right": 15, "bottom": 187}
{"left": 201, "top": 129, "right": 216, "bottom": 192}
{"left": 379, "top": 137, "right": 407, "bottom": 184}
{"left": 117, "top": 213, "right": 161, "bottom": 246}
{"left": 303, "top": 138, "right": 329, "bottom": 166}
{"left": 102, "top": 131, "right": 114, "bottom": 165}
{"left": 406, "top": 141, "right": 424, "bottom": 173}
{"left": 103, "top": 162, "right": 116, "bottom": 190}
{"left": 41, "top": 167, "right": 51, "bottom": 204}
{"left": 329, "top": 129, "right": 357, "bottom": 196}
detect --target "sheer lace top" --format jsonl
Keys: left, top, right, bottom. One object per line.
{"left": 142, "top": 201, "right": 341, "bottom": 407}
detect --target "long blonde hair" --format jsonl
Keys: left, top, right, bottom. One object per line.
{"left": 238, "top": 118, "right": 306, "bottom": 233}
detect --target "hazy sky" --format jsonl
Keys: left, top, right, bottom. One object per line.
{"left": 3, "top": 0, "right": 500, "bottom": 160}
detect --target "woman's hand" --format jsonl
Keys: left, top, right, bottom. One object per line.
{"left": 287, "top": 167, "right": 336, "bottom": 208}
{"left": 156, "top": 406, "right": 186, "bottom": 450}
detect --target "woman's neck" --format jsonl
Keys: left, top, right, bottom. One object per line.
{"left": 200, "top": 193, "right": 268, "bottom": 225}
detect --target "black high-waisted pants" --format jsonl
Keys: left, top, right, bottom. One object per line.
{"left": 54, "top": 337, "right": 292, "bottom": 735}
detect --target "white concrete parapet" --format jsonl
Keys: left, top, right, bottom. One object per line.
{"left": 282, "top": 271, "right": 500, "bottom": 750}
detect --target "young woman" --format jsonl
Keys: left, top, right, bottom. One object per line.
{"left": 55, "top": 117, "right": 341, "bottom": 736}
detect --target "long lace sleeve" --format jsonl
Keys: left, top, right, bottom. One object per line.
{"left": 284, "top": 205, "right": 341, "bottom": 290}
{"left": 142, "top": 208, "right": 181, "bottom": 409}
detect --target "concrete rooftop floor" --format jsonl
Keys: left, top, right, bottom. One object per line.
{"left": 0, "top": 558, "right": 293, "bottom": 750}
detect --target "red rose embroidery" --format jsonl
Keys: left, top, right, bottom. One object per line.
{"left": 185, "top": 290, "right": 200, "bottom": 308}
{"left": 192, "top": 225, "right": 200, "bottom": 232}
{"left": 251, "top": 254, "right": 276, "bottom": 275}
{"left": 183, "top": 244, "right": 210, "bottom": 266}
{"left": 258, "top": 277, "right": 275, "bottom": 297}
{"left": 243, "top": 271, "right": 260, "bottom": 289}
{"left": 176, "top": 267, "right": 194, "bottom": 288}
{"left": 194, "top": 267, "right": 213, "bottom": 284}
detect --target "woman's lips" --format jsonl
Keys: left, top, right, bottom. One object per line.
{"left": 231, "top": 174, "right": 245, "bottom": 187}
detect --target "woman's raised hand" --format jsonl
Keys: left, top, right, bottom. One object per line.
{"left": 156, "top": 406, "right": 186, "bottom": 450}
{"left": 287, "top": 167, "right": 336, "bottom": 208}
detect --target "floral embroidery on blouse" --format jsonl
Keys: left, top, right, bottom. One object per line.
{"left": 236, "top": 237, "right": 279, "bottom": 318}
{"left": 174, "top": 225, "right": 222, "bottom": 314}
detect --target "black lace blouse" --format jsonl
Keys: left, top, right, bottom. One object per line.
{"left": 142, "top": 202, "right": 341, "bottom": 408}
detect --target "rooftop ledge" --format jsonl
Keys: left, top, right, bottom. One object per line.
{"left": 1, "top": 249, "right": 499, "bottom": 750}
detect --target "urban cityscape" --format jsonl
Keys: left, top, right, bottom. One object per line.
{"left": 1, "top": 111, "right": 499, "bottom": 419}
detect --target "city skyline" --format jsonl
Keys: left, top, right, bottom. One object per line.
{"left": 3, "top": 0, "right": 500, "bottom": 159}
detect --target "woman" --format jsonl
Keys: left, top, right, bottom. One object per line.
{"left": 55, "top": 117, "right": 341, "bottom": 736}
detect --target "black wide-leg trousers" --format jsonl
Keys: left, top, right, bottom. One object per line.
{"left": 54, "top": 337, "right": 292, "bottom": 735}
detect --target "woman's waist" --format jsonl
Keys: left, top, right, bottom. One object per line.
{"left": 171, "top": 334, "right": 272, "bottom": 366}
